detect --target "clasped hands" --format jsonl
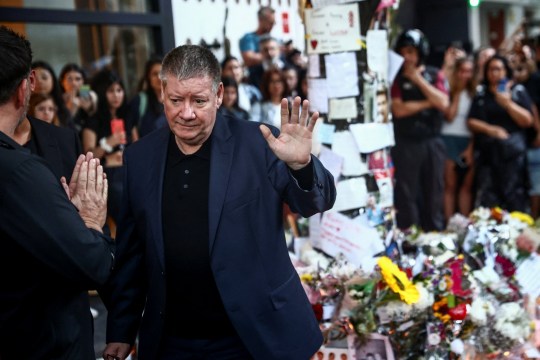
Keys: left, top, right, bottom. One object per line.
{"left": 60, "top": 152, "right": 108, "bottom": 232}
{"left": 259, "top": 96, "right": 320, "bottom": 170}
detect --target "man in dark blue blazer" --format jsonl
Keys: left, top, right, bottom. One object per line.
{"left": 103, "top": 45, "right": 336, "bottom": 359}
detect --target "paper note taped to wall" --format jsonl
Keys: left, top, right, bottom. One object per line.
{"left": 325, "top": 52, "right": 359, "bottom": 98}
{"left": 308, "top": 78, "right": 328, "bottom": 113}
{"left": 367, "top": 29, "right": 389, "bottom": 81}
{"left": 319, "top": 146, "right": 343, "bottom": 182}
{"left": 305, "top": 4, "right": 361, "bottom": 55}
{"left": 331, "top": 130, "right": 368, "bottom": 176}
{"left": 320, "top": 212, "right": 384, "bottom": 268}
{"left": 308, "top": 54, "right": 321, "bottom": 78}
{"left": 349, "top": 123, "right": 395, "bottom": 153}
{"left": 332, "top": 177, "right": 369, "bottom": 212}
{"left": 329, "top": 97, "right": 358, "bottom": 120}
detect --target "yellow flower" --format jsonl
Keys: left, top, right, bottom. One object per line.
{"left": 300, "top": 274, "right": 313, "bottom": 283}
{"left": 377, "top": 257, "right": 419, "bottom": 304}
{"left": 510, "top": 211, "right": 534, "bottom": 226}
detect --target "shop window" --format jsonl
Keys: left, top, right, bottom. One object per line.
{"left": 0, "top": 22, "right": 155, "bottom": 96}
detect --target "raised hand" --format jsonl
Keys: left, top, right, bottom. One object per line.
{"left": 259, "top": 96, "right": 319, "bottom": 170}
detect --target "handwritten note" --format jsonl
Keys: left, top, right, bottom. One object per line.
{"left": 305, "top": 4, "right": 361, "bottom": 54}
{"left": 332, "top": 177, "right": 369, "bottom": 212}
{"left": 349, "top": 123, "right": 395, "bottom": 153}
{"left": 325, "top": 52, "right": 360, "bottom": 98}
{"left": 329, "top": 97, "right": 358, "bottom": 120}
{"left": 320, "top": 212, "right": 385, "bottom": 269}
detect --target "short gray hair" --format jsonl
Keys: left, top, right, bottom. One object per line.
{"left": 160, "top": 45, "right": 221, "bottom": 92}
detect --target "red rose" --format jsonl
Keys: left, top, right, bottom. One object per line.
{"left": 448, "top": 303, "right": 467, "bottom": 321}
{"left": 495, "top": 255, "right": 516, "bottom": 277}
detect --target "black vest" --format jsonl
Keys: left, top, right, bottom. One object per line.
{"left": 393, "top": 65, "right": 445, "bottom": 140}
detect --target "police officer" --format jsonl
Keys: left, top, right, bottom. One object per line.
{"left": 390, "top": 29, "right": 449, "bottom": 231}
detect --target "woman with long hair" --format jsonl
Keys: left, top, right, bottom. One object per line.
{"left": 32, "top": 61, "right": 71, "bottom": 128}
{"left": 468, "top": 54, "right": 534, "bottom": 211}
{"left": 442, "top": 56, "right": 476, "bottom": 220}
{"left": 83, "top": 69, "right": 132, "bottom": 225}
{"left": 250, "top": 67, "right": 287, "bottom": 128}
{"left": 126, "top": 56, "right": 166, "bottom": 139}
{"left": 218, "top": 76, "right": 250, "bottom": 121}
{"left": 59, "top": 63, "right": 98, "bottom": 134}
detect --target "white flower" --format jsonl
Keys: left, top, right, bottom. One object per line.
{"left": 473, "top": 266, "right": 500, "bottom": 287}
{"left": 500, "top": 243, "right": 518, "bottom": 262}
{"left": 382, "top": 301, "right": 412, "bottom": 319}
{"left": 433, "top": 251, "right": 456, "bottom": 267}
{"left": 450, "top": 339, "right": 464, "bottom": 354}
{"left": 329, "top": 263, "right": 359, "bottom": 280}
{"left": 469, "top": 298, "right": 495, "bottom": 325}
{"left": 412, "top": 283, "right": 434, "bottom": 311}
{"left": 472, "top": 207, "right": 491, "bottom": 221}
{"left": 494, "top": 302, "right": 531, "bottom": 341}
{"left": 300, "top": 249, "right": 330, "bottom": 269}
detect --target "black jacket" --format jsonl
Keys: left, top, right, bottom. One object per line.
{"left": 0, "top": 131, "right": 114, "bottom": 359}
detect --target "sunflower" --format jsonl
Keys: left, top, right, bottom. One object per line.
{"left": 509, "top": 211, "right": 534, "bottom": 226}
{"left": 377, "top": 257, "right": 419, "bottom": 304}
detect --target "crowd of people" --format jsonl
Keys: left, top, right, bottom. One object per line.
{"left": 391, "top": 28, "right": 540, "bottom": 231}
{"left": 15, "top": 8, "right": 540, "bottom": 232}
{"left": 2, "top": 2, "right": 540, "bottom": 357}
{"left": 18, "top": 6, "right": 309, "bottom": 234}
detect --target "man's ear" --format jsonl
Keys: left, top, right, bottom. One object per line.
{"left": 216, "top": 82, "right": 224, "bottom": 108}
{"left": 15, "top": 78, "right": 29, "bottom": 108}
{"left": 29, "top": 70, "right": 36, "bottom": 92}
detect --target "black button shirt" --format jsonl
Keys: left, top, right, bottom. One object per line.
{"left": 162, "top": 133, "right": 235, "bottom": 338}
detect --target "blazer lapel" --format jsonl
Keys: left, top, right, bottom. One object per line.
{"left": 146, "top": 127, "right": 170, "bottom": 270}
{"left": 208, "top": 115, "right": 234, "bottom": 254}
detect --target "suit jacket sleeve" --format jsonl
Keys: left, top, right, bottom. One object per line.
{"left": 0, "top": 157, "right": 114, "bottom": 287}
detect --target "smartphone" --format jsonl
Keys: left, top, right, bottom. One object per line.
{"left": 497, "top": 79, "right": 507, "bottom": 93}
{"left": 110, "top": 118, "right": 127, "bottom": 144}
{"left": 79, "top": 84, "right": 91, "bottom": 99}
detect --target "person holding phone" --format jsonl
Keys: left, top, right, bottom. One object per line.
{"left": 60, "top": 63, "right": 98, "bottom": 135}
{"left": 83, "top": 69, "right": 133, "bottom": 227}
{"left": 468, "top": 54, "right": 534, "bottom": 211}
